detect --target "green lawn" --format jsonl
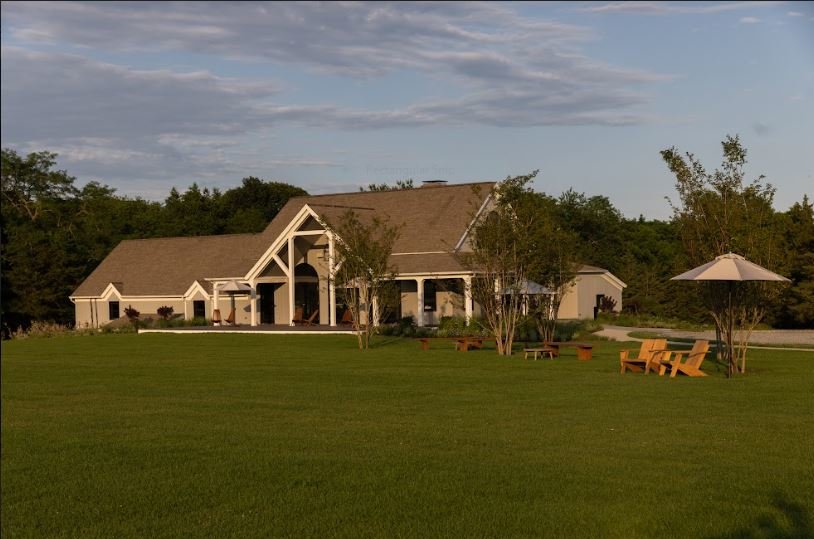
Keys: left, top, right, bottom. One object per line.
{"left": 2, "top": 335, "right": 813, "bottom": 538}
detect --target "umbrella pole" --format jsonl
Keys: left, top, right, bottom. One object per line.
{"left": 727, "top": 281, "right": 734, "bottom": 378}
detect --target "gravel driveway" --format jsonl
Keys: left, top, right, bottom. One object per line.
{"left": 598, "top": 325, "right": 814, "bottom": 347}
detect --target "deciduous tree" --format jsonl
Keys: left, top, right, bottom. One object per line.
{"left": 325, "top": 210, "right": 401, "bottom": 350}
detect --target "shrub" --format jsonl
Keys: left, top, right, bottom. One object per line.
{"left": 553, "top": 321, "right": 582, "bottom": 342}
{"left": 157, "top": 306, "right": 174, "bottom": 320}
{"left": 9, "top": 321, "right": 74, "bottom": 339}
{"left": 514, "top": 315, "right": 538, "bottom": 342}
{"left": 124, "top": 305, "right": 140, "bottom": 321}
{"left": 598, "top": 295, "right": 617, "bottom": 313}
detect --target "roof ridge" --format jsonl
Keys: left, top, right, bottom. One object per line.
{"left": 118, "top": 232, "right": 260, "bottom": 244}
{"left": 287, "top": 181, "right": 496, "bottom": 201}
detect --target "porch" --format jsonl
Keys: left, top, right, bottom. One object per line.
{"left": 139, "top": 324, "right": 356, "bottom": 335}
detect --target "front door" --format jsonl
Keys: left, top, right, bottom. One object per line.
{"left": 258, "top": 283, "right": 278, "bottom": 324}
{"left": 295, "top": 282, "right": 319, "bottom": 321}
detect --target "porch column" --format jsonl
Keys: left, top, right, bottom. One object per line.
{"left": 464, "top": 276, "right": 473, "bottom": 323}
{"left": 288, "top": 236, "right": 295, "bottom": 326}
{"left": 328, "top": 235, "right": 337, "bottom": 326}
{"left": 250, "top": 287, "right": 258, "bottom": 327}
{"left": 416, "top": 277, "right": 425, "bottom": 327}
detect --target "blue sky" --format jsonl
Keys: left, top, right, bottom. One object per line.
{"left": 2, "top": 1, "right": 812, "bottom": 219}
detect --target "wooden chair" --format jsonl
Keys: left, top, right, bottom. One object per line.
{"left": 303, "top": 310, "right": 318, "bottom": 326}
{"left": 620, "top": 339, "right": 667, "bottom": 374}
{"left": 212, "top": 309, "right": 222, "bottom": 326}
{"left": 292, "top": 306, "right": 305, "bottom": 324}
{"left": 653, "top": 340, "right": 710, "bottom": 378}
{"left": 225, "top": 308, "right": 236, "bottom": 326}
{"left": 340, "top": 308, "right": 353, "bottom": 325}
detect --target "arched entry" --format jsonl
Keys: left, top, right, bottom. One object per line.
{"left": 294, "top": 263, "right": 320, "bottom": 321}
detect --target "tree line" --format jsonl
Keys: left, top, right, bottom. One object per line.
{"left": 1, "top": 149, "right": 306, "bottom": 331}
{"left": 2, "top": 139, "right": 812, "bottom": 334}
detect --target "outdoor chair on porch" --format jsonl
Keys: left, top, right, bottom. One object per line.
{"left": 302, "top": 310, "right": 318, "bottom": 326}
{"left": 292, "top": 307, "right": 305, "bottom": 324}
{"left": 340, "top": 308, "right": 353, "bottom": 325}
{"left": 225, "top": 308, "right": 237, "bottom": 326}
{"left": 212, "top": 309, "right": 222, "bottom": 326}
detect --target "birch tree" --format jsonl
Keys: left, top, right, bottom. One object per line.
{"left": 325, "top": 209, "right": 400, "bottom": 350}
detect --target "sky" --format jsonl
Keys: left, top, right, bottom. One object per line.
{"left": 2, "top": 1, "right": 813, "bottom": 219}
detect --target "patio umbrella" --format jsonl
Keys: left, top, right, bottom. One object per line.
{"left": 499, "top": 279, "right": 553, "bottom": 296}
{"left": 218, "top": 280, "right": 252, "bottom": 315}
{"left": 670, "top": 252, "right": 790, "bottom": 376}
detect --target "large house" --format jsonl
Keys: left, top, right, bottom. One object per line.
{"left": 71, "top": 181, "right": 625, "bottom": 328}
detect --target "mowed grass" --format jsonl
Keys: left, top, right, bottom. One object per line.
{"left": 2, "top": 335, "right": 813, "bottom": 538}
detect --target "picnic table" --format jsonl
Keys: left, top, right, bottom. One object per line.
{"left": 418, "top": 337, "right": 488, "bottom": 352}
{"left": 544, "top": 341, "right": 595, "bottom": 361}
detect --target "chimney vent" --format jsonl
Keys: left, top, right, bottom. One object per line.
{"left": 421, "top": 180, "right": 448, "bottom": 188}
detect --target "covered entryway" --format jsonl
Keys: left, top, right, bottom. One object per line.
{"left": 257, "top": 283, "right": 278, "bottom": 324}
{"left": 294, "top": 263, "right": 319, "bottom": 321}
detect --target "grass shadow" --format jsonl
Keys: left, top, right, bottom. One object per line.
{"left": 708, "top": 492, "right": 812, "bottom": 539}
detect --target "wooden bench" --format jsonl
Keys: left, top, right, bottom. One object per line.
{"left": 545, "top": 342, "right": 595, "bottom": 361}
{"left": 524, "top": 347, "right": 556, "bottom": 360}
{"left": 418, "top": 337, "right": 487, "bottom": 352}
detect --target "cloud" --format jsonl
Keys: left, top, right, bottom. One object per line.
{"left": 1, "top": 2, "right": 670, "bottom": 192}
{"left": 2, "top": 2, "right": 592, "bottom": 78}
{"left": 739, "top": 16, "right": 762, "bottom": 24}
{"left": 580, "top": 1, "right": 784, "bottom": 15}
{"left": 0, "top": 47, "right": 279, "bottom": 141}
{"left": 787, "top": 11, "right": 804, "bottom": 16}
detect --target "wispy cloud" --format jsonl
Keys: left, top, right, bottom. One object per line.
{"left": 787, "top": 11, "right": 804, "bottom": 17}
{"left": 739, "top": 16, "right": 762, "bottom": 24}
{"left": 1, "top": 2, "right": 671, "bottom": 191}
{"left": 580, "top": 1, "right": 784, "bottom": 15}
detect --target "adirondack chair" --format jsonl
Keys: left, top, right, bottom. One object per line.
{"left": 655, "top": 340, "right": 710, "bottom": 378}
{"left": 212, "top": 309, "right": 222, "bottom": 326}
{"left": 303, "top": 310, "right": 319, "bottom": 326}
{"left": 620, "top": 339, "right": 667, "bottom": 374}
{"left": 225, "top": 308, "right": 236, "bottom": 326}
{"left": 340, "top": 308, "right": 353, "bottom": 325}
{"left": 292, "top": 306, "right": 305, "bottom": 324}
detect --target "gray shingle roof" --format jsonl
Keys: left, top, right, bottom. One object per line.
{"left": 72, "top": 182, "right": 495, "bottom": 297}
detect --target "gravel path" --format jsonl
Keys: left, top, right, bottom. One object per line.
{"left": 597, "top": 325, "right": 814, "bottom": 349}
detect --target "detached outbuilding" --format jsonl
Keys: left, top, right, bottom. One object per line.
{"left": 558, "top": 265, "right": 627, "bottom": 320}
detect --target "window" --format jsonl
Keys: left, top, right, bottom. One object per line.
{"left": 424, "top": 281, "right": 437, "bottom": 311}
{"left": 193, "top": 300, "right": 206, "bottom": 319}
{"left": 109, "top": 301, "right": 120, "bottom": 320}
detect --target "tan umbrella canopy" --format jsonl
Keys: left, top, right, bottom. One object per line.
{"left": 671, "top": 252, "right": 790, "bottom": 282}
{"left": 219, "top": 280, "right": 252, "bottom": 293}
{"left": 218, "top": 280, "right": 252, "bottom": 314}
{"left": 671, "top": 253, "right": 790, "bottom": 376}
{"left": 500, "top": 279, "right": 553, "bottom": 296}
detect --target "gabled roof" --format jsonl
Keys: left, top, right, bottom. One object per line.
{"left": 259, "top": 181, "right": 495, "bottom": 254}
{"left": 71, "top": 182, "right": 496, "bottom": 297}
{"left": 71, "top": 233, "right": 268, "bottom": 297}
{"left": 577, "top": 264, "right": 627, "bottom": 289}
